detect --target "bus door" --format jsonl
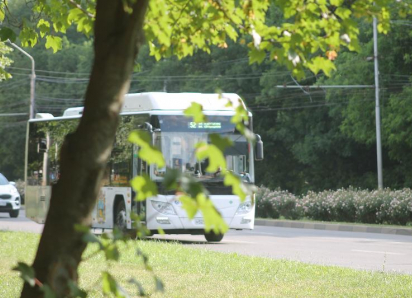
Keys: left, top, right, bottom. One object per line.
{"left": 132, "top": 144, "right": 147, "bottom": 222}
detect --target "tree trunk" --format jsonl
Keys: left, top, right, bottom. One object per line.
{"left": 21, "top": 1, "right": 149, "bottom": 297}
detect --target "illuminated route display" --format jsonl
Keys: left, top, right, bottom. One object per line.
{"left": 188, "top": 122, "right": 222, "bottom": 129}
{"left": 153, "top": 115, "right": 242, "bottom": 133}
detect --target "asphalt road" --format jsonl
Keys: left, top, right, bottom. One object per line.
{"left": 152, "top": 227, "right": 412, "bottom": 274}
{"left": 0, "top": 209, "right": 43, "bottom": 233}
{"left": 1, "top": 210, "right": 412, "bottom": 274}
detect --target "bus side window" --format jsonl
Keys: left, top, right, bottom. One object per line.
{"left": 132, "top": 145, "right": 148, "bottom": 175}
{"left": 37, "top": 138, "right": 47, "bottom": 153}
{"left": 140, "top": 159, "right": 147, "bottom": 175}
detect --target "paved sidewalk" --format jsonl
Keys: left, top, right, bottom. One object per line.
{"left": 255, "top": 218, "right": 412, "bottom": 236}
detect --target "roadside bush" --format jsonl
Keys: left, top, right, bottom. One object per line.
{"left": 256, "top": 186, "right": 302, "bottom": 219}
{"left": 256, "top": 186, "right": 278, "bottom": 218}
{"left": 300, "top": 188, "right": 359, "bottom": 222}
{"left": 256, "top": 186, "right": 412, "bottom": 225}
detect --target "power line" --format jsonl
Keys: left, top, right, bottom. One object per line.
{"left": 250, "top": 97, "right": 376, "bottom": 112}
{"left": 0, "top": 112, "right": 28, "bottom": 117}
{"left": 7, "top": 66, "right": 91, "bottom": 76}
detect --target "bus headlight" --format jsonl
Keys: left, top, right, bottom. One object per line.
{"left": 236, "top": 201, "right": 252, "bottom": 215}
{"left": 151, "top": 200, "right": 176, "bottom": 215}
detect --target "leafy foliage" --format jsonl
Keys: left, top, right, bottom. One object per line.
{"left": 130, "top": 175, "right": 158, "bottom": 202}
{"left": 102, "top": 271, "right": 127, "bottom": 297}
{"left": 0, "top": 0, "right": 399, "bottom": 80}
{"left": 184, "top": 102, "right": 206, "bottom": 123}
{"left": 0, "top": 42, "right": 12, "bottom": 80}
{"left": 13, "top": 262, "right": 36, "bottom": 287}
{"left": 128, "top": 131, "right": 166, "bottom": 168}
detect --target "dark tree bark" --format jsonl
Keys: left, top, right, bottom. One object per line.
{"left": 21, "top": 1, "right": 149, "bottom": 297}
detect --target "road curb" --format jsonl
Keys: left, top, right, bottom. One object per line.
{"left": 255, "top": 219, "right": 412, "bottom": 237}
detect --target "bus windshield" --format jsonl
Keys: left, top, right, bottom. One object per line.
{"left": 152, "top": 132, "right": 252, "bottom": 182}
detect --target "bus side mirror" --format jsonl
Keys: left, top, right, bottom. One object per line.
{"left": 255, "top": 134, "right": 264, "bottom": 161}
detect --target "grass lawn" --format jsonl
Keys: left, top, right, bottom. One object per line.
{"left": 1, "top": 231, "right": 412, "bottom": 297}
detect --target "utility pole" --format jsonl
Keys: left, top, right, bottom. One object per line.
{"left": 7, "top": 40, "right": 36, "bottom": 119}
{"left": 163, "top": 76, "right": 170, "bottom": 92}
{"left": 373, "top": 16, "right": 383, "bottom": 189}
{"left": 274, "top": 19, "right": 382, "bottom": 190}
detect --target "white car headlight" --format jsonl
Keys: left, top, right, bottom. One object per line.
{"left": 236, "top": 201, "right": 253, "bottom": 215}
{"left": 10, "top": 187, "right": 19, "bottom": 196}
{"left": 151, "top": 200, "right": 176, "bottom": 215}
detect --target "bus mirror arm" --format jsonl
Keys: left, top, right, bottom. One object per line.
{"left": 255, "top": 134, "right": 264, "bottom": 161}
{"left": 144, "top": 122, "right": 153, "bottom": 133}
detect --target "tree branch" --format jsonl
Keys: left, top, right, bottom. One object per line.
{"left": 67, "top": 0, "right": 95, "bottom": 19}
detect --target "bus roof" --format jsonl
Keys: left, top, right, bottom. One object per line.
{"left": 122, "top": 92, "right": 244, "bottom": 113}
{"left": 54, "top": 92, "right": 247, "bottom": 118}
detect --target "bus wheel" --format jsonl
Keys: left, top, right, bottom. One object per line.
{"left": 204, "top": 231, "right": 224, "bottom": 242}
{"left": 9, "top": 210, "right": 19, "bottom": 218}
{"left": 114, "top": 200, "right": 127, "bottom": 232}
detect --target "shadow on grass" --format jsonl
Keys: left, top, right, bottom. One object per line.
{"left": 141, "top": 236, "right": 222, "bottom": 246}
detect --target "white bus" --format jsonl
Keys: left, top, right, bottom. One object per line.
{"left": 25, "top": 92, "right": 263, "bottom": 242}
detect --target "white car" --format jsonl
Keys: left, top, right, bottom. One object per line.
{"left": 0, "top": 173, "right": 21, "bottom": 218}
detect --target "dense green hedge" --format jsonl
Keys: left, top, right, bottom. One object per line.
{"left": 256, "top": 186, "right": 412, "bottom": 225}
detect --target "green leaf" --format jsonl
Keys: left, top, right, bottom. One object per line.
{"left": 197, "top": 194, "right": 228, "bottom": 234}
{"left": 128, "top": 278, "right": 146, "bottom": 297}
{"left": 196, "top": 142, "right": 226, "bottom": 173}
{"left": 231, "top": 104, "right": 250, "bottom": 138}
{"left": 209, "top": 134, "right": 233, "bottom": 152}
{"left": 179, "top": 195, "right": 198, "bottom": 218}
{"left": 74, "top": 224, "right": 90, "bottom": 234}
{"left": 102, "top": 271, "right": 127, "bottom": 297}
{"left": 195, "top": 134, "right": 232, "bottom": 173}
{"left": 0, "top": 5, "right": 4, "bottom": 22}
{"left": 0, "top": 27, "right": 16, "bottom": 42}
{"left": 307, "top": 56, "right": 336, "bottom": 76}
{"left": 335, "top": 7, "right": 352, "bottom": 20}
{"left": 249, "top": 48, "right": 266, "bottom": 64}
{"left": 139, "top": 146, "right": 165, "bottom": 167}
{"left": 239, "top": 126, "right": 256, "bottom": 142}
{"left": 131, "top": 174, "right": 158, "bottom": 201}
{"left": 330, "top": 0, "right": 344, "bottom": 6}
{"left": 162, "top": 168, "right": 180, "bottom": 190}
{"left": 74, "top": 224, "right": 102, "bottom": 245}
{"left": 180, "top": 175, "right": 208, "bottom": 198}
{"left": 136, "top": 248, "right": 153, "bottom": 271}
{"left": 104, "top": 245, "right": 120, "bottom": 261}
{"left": 37, "top": 19, "right": 51, "bottom": 38}
{"left": 42, "top": 285, "right": 57, "bottom": 298}
{"left": 223, "top": 171, "right": 256, "bottom": 202}
{"left": 154, "top": 276, "right": 165, "bottom": 293}
{"left": 68, "top": 8, "right": 84, "bottom": 22}
{"left": 45, "top": 36, "right": 62, "bottom": 53}
{"left": 184, "top": 102, "right": 207, "bottom": 123}
{"left": 128, "top": 130, "right": 151, "bottom": 145}
{"left": 13, "top": 262, "right": 36, "bottom": 287}
{"left": 68, "top": 281, "right": 87, "bottom": 298}
{"left": 128, "top": 131, "right": 165, "bottom": 167}
{"left": 179, "top": 192, "right": 228, "bottom": 234}
{"left": 82, "top": 232, "right": 102, "bottom": 245}
{"left": 224, "top": 25, "right": 238, "bottom": 41}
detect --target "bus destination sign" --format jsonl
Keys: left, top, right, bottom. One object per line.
{"left": 188, "top": 122, "right": 222, "bottom": 129}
